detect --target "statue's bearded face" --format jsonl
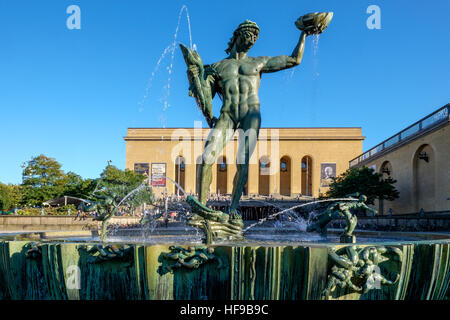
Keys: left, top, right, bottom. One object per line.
{"left": 235, "top": 30, "right": 258, "bottom": 52}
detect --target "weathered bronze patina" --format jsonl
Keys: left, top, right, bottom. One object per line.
{"left": 80, "top": 190, "right": 121, "bottom": 242}
{"left": 322, "top": 245, "right": 402, "bottom": 299}
{"left": 181, "top": 12, "right": 333, "bottom": 243}
{"left": 84, "top": 244, "right": 133, "bottom": 263}
{"left": 158, "top": 245, "right": 224, "bottom": 274}
{"left": 307, "top": 194, "right": 377, "bottom": 243}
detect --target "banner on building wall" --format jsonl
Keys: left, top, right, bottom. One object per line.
{"left": 134, "top": 163, "right": 149, "bottom": 176}
{"left": 320, "top": 163, "right": 336, "bottom": 187}
{"left": 151, "top": 163, "right": 166, "bottom": 187}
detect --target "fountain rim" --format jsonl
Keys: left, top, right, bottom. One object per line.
{"left": 1, "top": 229, "right": 449, "bottom": 247}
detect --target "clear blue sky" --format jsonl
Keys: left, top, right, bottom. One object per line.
{"left": 0, "top": 0, "right": 448, "bottom": 184}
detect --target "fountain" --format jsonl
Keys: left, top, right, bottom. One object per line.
{"left": 0, "top": 11, "right": 449, "bottom": 301}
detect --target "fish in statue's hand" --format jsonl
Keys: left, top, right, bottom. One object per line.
{"left": 179, "top": 44, "right": 216, "bottom": 128}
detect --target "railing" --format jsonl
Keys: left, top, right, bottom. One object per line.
{"left": 350, "top": 104, "right": 449, "bottom": 167}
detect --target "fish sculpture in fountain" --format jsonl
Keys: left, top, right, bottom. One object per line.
{"left": 307, "top": 194, "right": 377, "bottom": 243}
{"left": 158, "top": 245, "right": 224, "bottom": 274}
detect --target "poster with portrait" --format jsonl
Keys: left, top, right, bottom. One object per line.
{"left": 151, "top": 163, "right": 166, "bottom": 187}
{"left": 320, "top": 163, "right": 336, "bottom": 187}
{"left": 134, "top": 163, "right": 149, "bottom": 176}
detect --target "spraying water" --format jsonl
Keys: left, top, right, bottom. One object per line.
{"left": 138, "top": 5, "right": 194, "bottom": 128}
{"left": 116, "top": 182, "right": 149, "bottom": 207}
{"left": 246, "top": 199, "right": 310, "bottom": 231}
{"left": 310, "top": 33, "right": 320, "bottom": 125}
{"left": 164, "top": 176, "right": 188, "bottom": 196}
{"left": 243, "top": 197, "right": 357, "bottom": 233}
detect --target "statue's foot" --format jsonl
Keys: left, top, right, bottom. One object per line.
{"left": 186, "top": 195, "right": 229, "bottom": 223}
{"left": 229, "top": 208, "right": 242, "bottom": 220}
{"left": 186, "top": 196, "right": 243, "bottom": 243}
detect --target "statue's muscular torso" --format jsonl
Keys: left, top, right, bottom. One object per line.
{"left": 212, "top": 56, "right": 266, "bottom": 124}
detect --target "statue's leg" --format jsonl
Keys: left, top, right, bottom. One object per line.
{"left": 198, "top": 114, "right": 235, "bottom": 205}
{"left": 230, "top": 111, "right": 261, "bottom": 213}
{"left": 342, "top": 210, "right": 353, "bottom": 235}
{"left": 343, "top": 211, "right": 357, "bottom": 236}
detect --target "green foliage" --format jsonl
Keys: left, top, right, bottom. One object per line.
{"left": 63, "top": 172, "right": 97, "bottom": 199}
{"left": 0, "top": 183, "right": 12, "bottom": 211}
{"left": 0, "top": 183, "right": 23, "bottom": 210}
{"left": 21, "top": 154, "right": 67, "bottom": 206}
{"left": 325, "top": 167, "right": 399, "bottom": 205}
{"left": 15, "top": 204, "right": 77, "bottom": 216}
{"left": 16, "top": 208, "right": 41, "bottom": 216}
{"left": 127, "top": 185, "right": 155, "bottom": 210}
{"left": 99, "top": 164, "right": 147, "bottom": 189}
{"left": 20, "top": 155, "right": 97, "bottom": 206}
{"left": 93, "top": 164, "right": 153, "bottom": 207}
{"left": 13, "top": 156, "right": 154, "bottom": 213}
{"left": 75, "top": 164, "right": 154, "bottom": 223}
{"left": 55, "top": 204, "right": 77, "bottom": 214}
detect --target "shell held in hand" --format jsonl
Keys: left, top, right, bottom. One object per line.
{"left": 295, "top": 12, "right": 333, "bottom": 35}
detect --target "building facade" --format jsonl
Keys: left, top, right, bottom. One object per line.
{"left": 124, "top": 127, "right": 364, "bottom": 198}
{"left": 350, "top": 104, "right": 450, "bottom": 215}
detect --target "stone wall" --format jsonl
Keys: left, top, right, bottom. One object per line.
{"left": 0, "top": 216, "right": 141, "bottom": 232}
{"left": 355, "top": 123, "right": 450, "bottom": 214}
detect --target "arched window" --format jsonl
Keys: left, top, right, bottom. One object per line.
{"left": 175, "top": 156, "right": 186, "bottom": 195}
{"left": 216, "top": 156, "right": 227, "bottom": 194}
{"left": 380, "top": 161, "right": 392, "bottom": 177}
{"left": 301, "top": 156, "right": 313, "bottom": 196}
{"left": 280, "top": 156, "right": 291, "bottom": 196}
{"left": 379, "top": 161, "right": 393, "bottom": 214}
{"left": 259, "top": 156, "right": 270, "bottom": 195}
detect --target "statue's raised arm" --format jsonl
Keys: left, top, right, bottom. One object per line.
{"left": 261, "top": 12, "right": 333, "bottom": 73}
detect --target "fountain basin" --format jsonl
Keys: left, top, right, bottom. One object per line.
{"left": 0, "top": 230, "right": 449, "bottom": 300}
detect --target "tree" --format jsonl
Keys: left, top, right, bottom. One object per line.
{"left": 325, "top": 167, "right": 399, "bottom": 205}
{"left": 63, "top": 172, "right": 97, "bottom": 200}
{"left": 21, "top": 154, "right": 67, "bottom": 206}
{"left": 80, "top": 163, "right": 153, "bottom": 240}
{"left": 0, "top": 183, "right": 12, "bottom": 211}
{"left": 127, "top": 185, "right": 155, "bottom": 212}
{"left": 98, "top": 164, "right": 146, "bottom": 189}
{"left": 91, "top": 163, "right": 153, "bottom": 209}
{"left": 0, "top": 183, "right": 23, "bottom": 211}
